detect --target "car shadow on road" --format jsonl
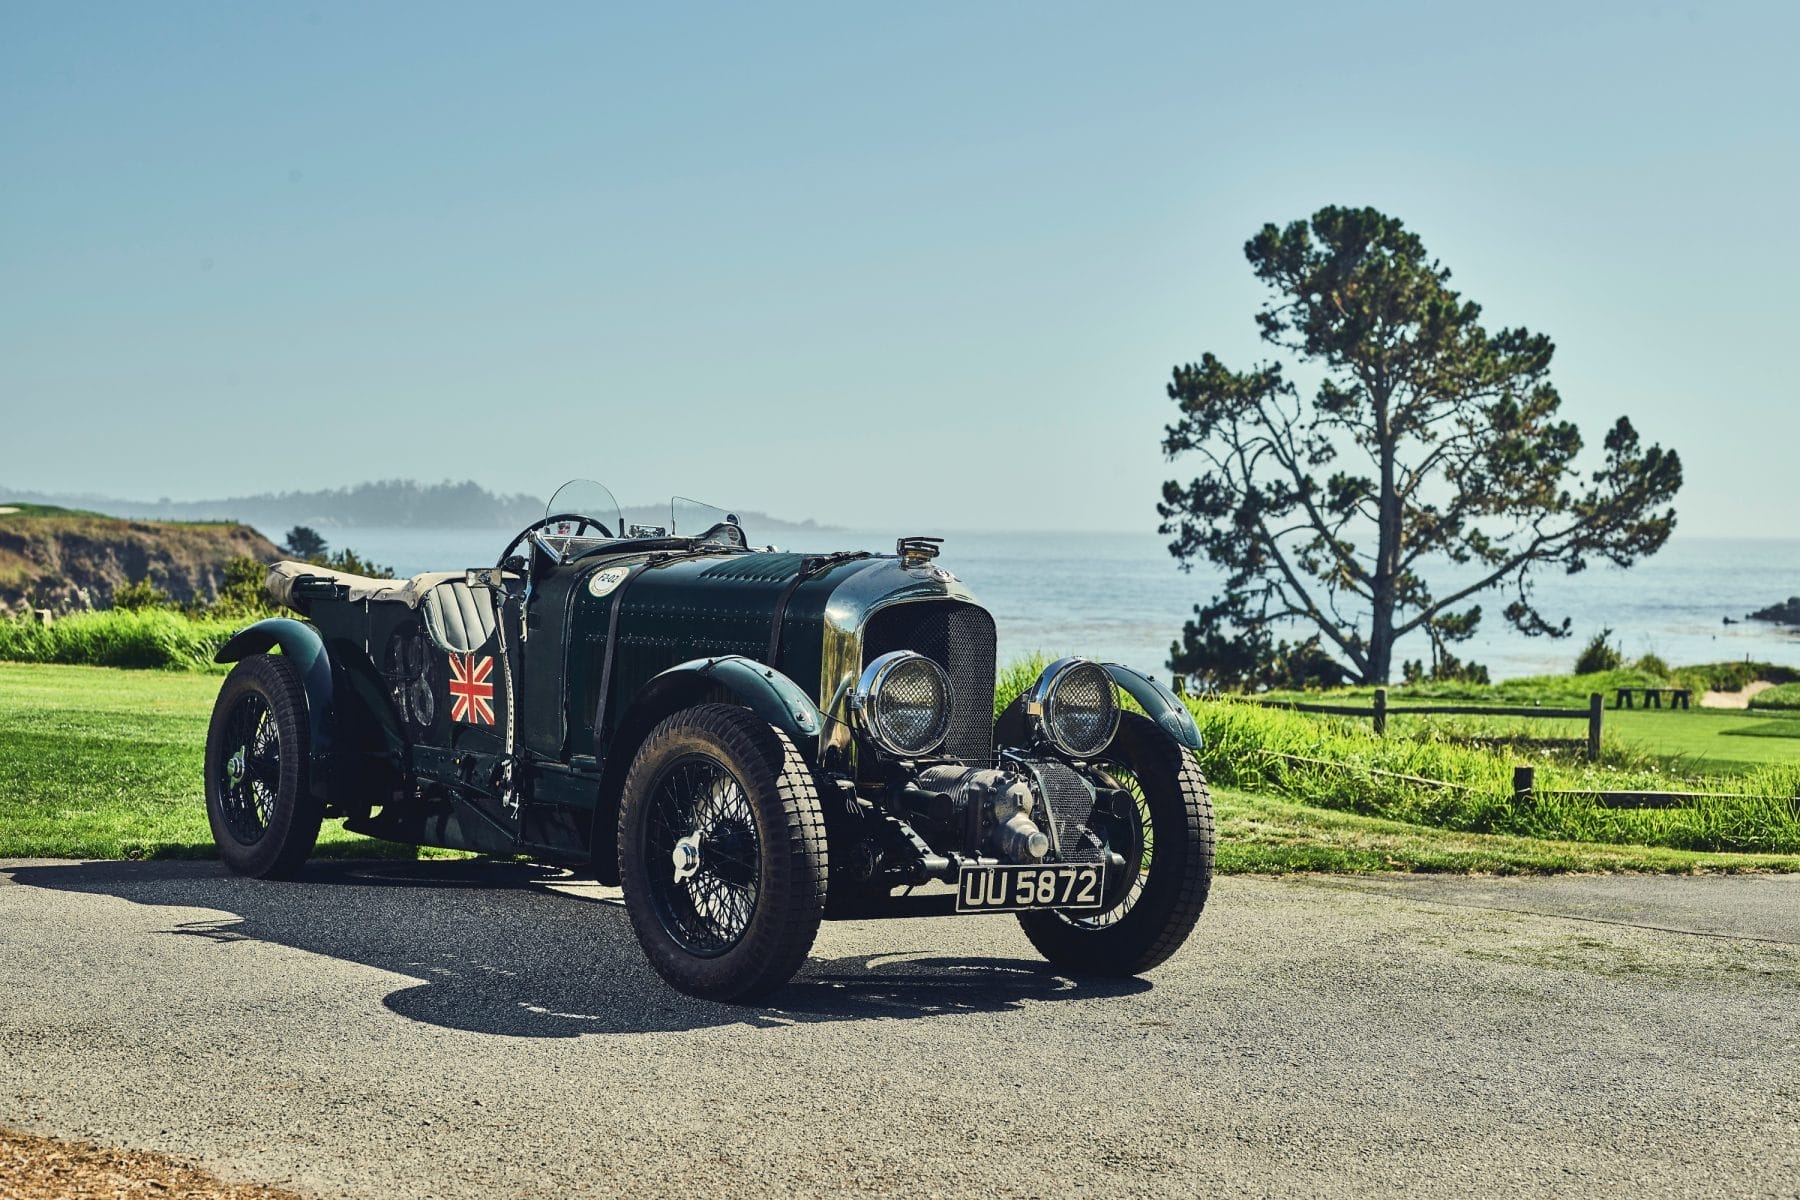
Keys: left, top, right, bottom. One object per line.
{"left": 4, "top": 858, "right": 1147, "bottom": 1037}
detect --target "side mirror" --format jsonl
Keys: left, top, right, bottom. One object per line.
{"left": 465, "top": 567, "right": 508, "bottom": 589}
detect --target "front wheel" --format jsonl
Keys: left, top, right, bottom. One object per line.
{"left": 617, "top": 704, "right": 829, "bottom": 1002}
{"left": 1017, "top": 712, "right": 1214, "bottom": 975}
{"left": 204, "top": 653, "right": 323, "bottom": 879}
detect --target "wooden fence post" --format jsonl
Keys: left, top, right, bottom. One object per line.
{"left": 1513, "top": 764, "right": 1536, "bottom": 808}
{"left": 1372, "top": 687, "right": 1388, "bottom": 736}
{"left": 1587, "top": 692, "right": 1603, "bottom": 762}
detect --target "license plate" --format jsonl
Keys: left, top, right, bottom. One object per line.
{"left": 955, "top": 862, "right": 1105, "bottom": 914}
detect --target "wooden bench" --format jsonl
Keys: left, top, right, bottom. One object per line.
{"left": 1614, "top": 686, "right": 1692, "bottom": 710}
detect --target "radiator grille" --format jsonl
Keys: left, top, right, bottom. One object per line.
{"left": 861, "top": 601, "right": 995, "bottom": 766}
{"left": 1026, "top": 759, "right": 1106, "bottom": 863}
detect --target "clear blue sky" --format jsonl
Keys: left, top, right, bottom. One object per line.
{"left": 3, "top": 1, "right": 1795, "bottom": 533}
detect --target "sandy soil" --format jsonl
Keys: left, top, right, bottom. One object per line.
{"left": 0, "top": 1126, "right": 307, "bottom": 1199}
{"left": 1701, "top": 680, "right": 1778, "bottom": 709}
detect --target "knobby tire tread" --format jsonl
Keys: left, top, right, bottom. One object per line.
{"left": 204, "top": 653, "right": 323, "bottom": 880}
{"left": 1017, "top": 712, "right": 1214, "bottom": 975}
{"left": 618, "top": 703, "right": 829, "bottom": 1002}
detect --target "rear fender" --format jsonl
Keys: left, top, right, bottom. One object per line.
{"left": 216, "top": 618, "right": 336, "bottom": 791}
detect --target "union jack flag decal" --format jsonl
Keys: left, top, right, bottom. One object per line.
{"left": 447, "top": 653, "right": 496, "bottom": 725}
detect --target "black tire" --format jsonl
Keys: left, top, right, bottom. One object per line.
{"left": 1017, "top": 712, "right": 1214, "bottom": 975}
{"left": 617, "top": 703, "right": 829, "bottom": 1002}
{"left": 204, "top": 653, "right": 323, "bottom": 879}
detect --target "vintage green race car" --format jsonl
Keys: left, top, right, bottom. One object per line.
{"left": 204, "top": 481, "right": 1214, "bottom": 1001}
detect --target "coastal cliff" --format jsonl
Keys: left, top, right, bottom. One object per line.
{"left": 0, "top": 505, "right": 280, "bottom": 614}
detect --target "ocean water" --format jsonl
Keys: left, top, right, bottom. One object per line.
{"left": 335, "top": 526, "right": 1800, "bottom": 681}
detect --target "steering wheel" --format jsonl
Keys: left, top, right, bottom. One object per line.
{"left": 498, "top": 513, "right": 613, "bottom": 567}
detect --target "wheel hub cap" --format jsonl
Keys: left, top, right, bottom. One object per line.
{"left": 671, "top": 832, "right": 702, "bottom": 883}
{"left": 226, "top": 750, "right": 247, "bottom": 787}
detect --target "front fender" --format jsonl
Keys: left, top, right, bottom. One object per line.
{"left": 1103, "top": 663, "right": 1203, "bottom": 751}
{"left": 216, "top": 618, "right": 336, "bottom": 776}
{"left": 589, "top": 656, "right": 826, "bottom": 884}
{"left": 631, "top": 656, "right": 823, "bottom": 746}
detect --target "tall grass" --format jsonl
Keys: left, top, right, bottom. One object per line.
{"left": 0, "top": 610, "right": 240, "bottom": 672}
{"left": 1187, "top": 697, "right": 1800, "bottom": 854}
{"left": 995, "top": 655, "right": 1800, "bottom": 856}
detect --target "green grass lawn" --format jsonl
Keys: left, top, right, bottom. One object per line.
{"left": 1186, "top": 698, "right": 1800, "bottom": 857}
{"left": 5, "top": 661, "right": 1797, "bottom": 874}
{"left": 0, "top": 662, "right": 428, "bottom": 860}
{"left": 1718, "top": 719, "right": 1800, "bottom": 740}
{"left": 1603, "top": 705, "right": 1800, "bottom": 772}
{"left": 1379, "top": 705, "right": 1800, "bottom": 774}
{"left": 1260, "top": 677, "right": 1800, "bottom": 777}
{"left": 1214, "top": 788, "right": 1800, "bottom": 874}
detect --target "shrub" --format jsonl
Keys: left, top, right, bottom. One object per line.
{"left": 1634, "top": 653, "right": 1671, "bottom": 680}
{"left": 1748, "top": 683, "right": 1800, "bottom": 712}
{"left": 210, "top": 556, "right": 274, "bottom": 618}
{"left": 1574, "top": 629, "right": 1623, "bottom": 675}
{"left": 321, "top": 546, "right": 392, "bottom": 578}
{"left": 111, "top": 578, "right": 172, "bottom": 611}
{"left": 1403, "top": 652, "right": 1490, "bottom": 686}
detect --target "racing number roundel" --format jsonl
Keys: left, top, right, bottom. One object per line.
{"left": 588, "top": 566, "right": 630, "bottom": 598}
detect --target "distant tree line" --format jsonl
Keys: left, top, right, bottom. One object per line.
{"left": 180, "top": 479, "right": 545, "bottom": 529}
{"left": 3, "top": 480, "right": 544, "bottom": 530}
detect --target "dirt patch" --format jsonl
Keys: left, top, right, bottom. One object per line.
{"left": 1701, "top": 680, "right": 1778, "bottom": 709}
{"left": 0, "top": 1126, "right": 306, "bottom": 1199}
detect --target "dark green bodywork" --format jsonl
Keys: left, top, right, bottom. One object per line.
{"left": 215, "top": 617, "right": 336, "bottom": 797}
{"left": 240, "top": 541, "right": 996, "bottom": 870}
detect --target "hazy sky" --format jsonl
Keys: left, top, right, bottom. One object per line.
{"left": 3, "top": 1, "right": 1795, "bottom": 533}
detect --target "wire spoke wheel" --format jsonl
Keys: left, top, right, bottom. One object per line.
{"left": 644, "top": 754, "right": 763, "bottom": 957}
{"left": 203, "top": 653, "right": 323, "bottom": 879}
{"left": 617, "top": 704, "right": 828, "bottom": 1002}
{"left": 215, "top": 693, "right": 279, "bottom": 844}
{"left": 1016, "top": 712, "right": 1214, "bottom": 976}
{"left": 1069, "top": 760, "right": 1153, "bottom": 929}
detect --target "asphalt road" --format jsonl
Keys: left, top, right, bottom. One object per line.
{"left": 1, "top": 860, "right": 1795, "bottom": 1199}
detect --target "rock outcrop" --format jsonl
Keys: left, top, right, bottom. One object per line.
{"left": 0, "top": 507, "right": 281, "bottom": 614}
{"left": 1748, "top": 596, "right": 1800, "bottom": 626}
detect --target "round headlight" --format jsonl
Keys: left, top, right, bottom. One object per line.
{"left": 1030, "top": 658, "right": 1119, "bottom": 758}
{"left": 853, "top": 651, "right": 953, "bottom": 758}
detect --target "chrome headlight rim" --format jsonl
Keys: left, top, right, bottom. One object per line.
{"left": 852, "top": 650, "right": 954, "bottom": 758}
{"left": 1026, "top": 656, "right": 1121, "bottom": 759}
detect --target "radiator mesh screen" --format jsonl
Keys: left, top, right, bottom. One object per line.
{"left": 861, "top": 601, "right": 995, "bottom": 766}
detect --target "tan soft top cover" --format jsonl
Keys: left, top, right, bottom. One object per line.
{"left": 265, "top": 560, "right": 468, "bottom": 610}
